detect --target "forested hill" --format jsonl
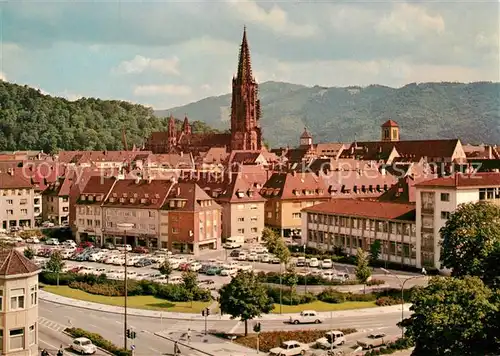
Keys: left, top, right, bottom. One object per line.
{"left": 159, "top": 81, "right": 500, "bottom": 147}
{"left": 0, "top": 81, "right": 216, "bottom": 153}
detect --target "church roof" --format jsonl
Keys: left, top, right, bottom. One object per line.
{"left": 300, "top": 128, "right": 312, "bottom": 139}
{"left": 0, "top": 249, "right": 41, "bottom": 277}
{"left": 236, "top": 26, "right": 253, "bottom": 83}
{"left": 382, "top": 120, "right": 399, "bottom": 128}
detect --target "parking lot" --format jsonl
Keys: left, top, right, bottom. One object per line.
{"left": 29, "top": 241, "right": 357, "bottom": 290}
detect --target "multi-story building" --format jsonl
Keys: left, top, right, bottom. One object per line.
{"left": 415, "top": 172, "right": 500, "bottom": 269}
{"left": 261, "top": 172, "right": 331, "bottom": 237}
{"left": 0, "top": 171, "right": 36, "bottom": 230}
{"left": 42, "top": 177, "right": 71, "bottom": 225}
{"left": 302, "top": 200, "right": 417, "bottom": 266}
{"left": 75, "top": 176, "right": 117, "bottom": 245}
{"left": 161, "top": 182, "right": 222, "bottom": 254}
{"left": 0, "top": 249, "right": 41, "bottom": 356}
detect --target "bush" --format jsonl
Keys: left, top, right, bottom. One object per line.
{"left": 65, "top": 327, "right": 131, "bottom": 356}
{"left": 266, "top": 287, "right": 317, "bottom": 305}
{"left": 317, "top": 288, "right": 346, "bottom": 304}
{"left": 366, "top": 279, "right": 386, "bottom": 286}
{"left": 364, "top": 338, "right": 415, "bottom": 355}
{"left": 375, "top": 296, "right": 402, "bottom": 306}
{"left": 42, "top": 272, "right": 211, "bottom": 302}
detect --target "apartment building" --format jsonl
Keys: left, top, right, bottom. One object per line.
{"left": 0, "top": 249, "right": 41, "bottom": 356}
{"left": 261, "top": 172, "right": 331, "bottom": 237}
{"left": 101, "top": 178, "right": 174, "bottom": 248}
{"left": 42, "top": 177, "right": 72, "bottom": 225}
{"left": 415, "top": 172, "right": 500, "bottom": 269}
{"left": 74, "top": 176, "right": 117, "bottom": 246}
{"left": 302, "top": 200, "right": 417, "bottom": 266}
{"left": 161, "top": 182, "right": 222, "bottom": 254}
{"left": 0, "top": 171, "right": 36, "bottom": 230}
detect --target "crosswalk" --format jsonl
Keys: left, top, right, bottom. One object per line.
{"left": 38, "top": 317, "right": 67, "bottom": 333}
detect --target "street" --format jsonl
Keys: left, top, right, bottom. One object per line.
{"left": 38, "top": 325, "right": 109, "bottom": 356}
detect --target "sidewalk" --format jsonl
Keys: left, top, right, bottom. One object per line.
{"left": 39, "top": 290, "right": 411, "bottom": 321}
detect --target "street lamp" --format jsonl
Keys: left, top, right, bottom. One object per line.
{"left": 117, "top": 222, "right": 134, "bottom": 351}
{"left": 303, "top": 244, "right": 308, "bottom": 293}
{"left": 381, "top": 268, "right": 427, "bottom": 338}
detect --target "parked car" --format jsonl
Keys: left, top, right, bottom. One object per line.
{"left": 296, "top": 256, "right": 306, "bottom": 267}
{"left": 42, "top": 221, "right": 55, "bottom": 228}
{"left": 309, "top": 258, "right": 319, "bottom": 268}
{"left": 71, "top": 337, "right": 97, "bottom": 354}
{"left": 220, "top": 267, "right": 238, "bottom": 277}
{"left": 289, "top": 310, "right": 323, "bottom": 324}
{"left": 26, "top": 237, "right": 40, "bottom": 244}
{"left": 269, "top": 341, "right": 309, "bottom": 356}
{"left": 229, "top": 249, "right": 241, "bottom": 257}
{"left": 206, "top": 266, "right": 222, "bottom": 275}
{"left": 45, "top": 238, "right": 60, "bottom": 245}
{"left": 315, "top": 331, "right": 346, "bottom": 349}
{"left": 356, "top": 333, "right": 395, "bottom": 349}
{"left": 321, "top": 259, "right": 333, "bottom": 269}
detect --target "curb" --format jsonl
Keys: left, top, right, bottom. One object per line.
{"left": 61, "top": 330, "right": 114, "bottom": 355}
{"left": 153, "top": 332, "right": 214, "bottom": 356}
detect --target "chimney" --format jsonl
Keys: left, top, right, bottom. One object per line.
{"left": 196, "top": 170, "right": 200, "bottom": 181}
{"left": 180, "top": 152, "right": 183, "bottom": 157}
{"left": 488, "top": 145, "right": 492, "bottom": 159}
{"left": 455, "top": 173, "right": 459, "bottom": 186}
{"left": 148, "top": 176, "right": 152, "bottom": 183}
{"left": 176, "top": 186, "right": 181, "bottom": 196}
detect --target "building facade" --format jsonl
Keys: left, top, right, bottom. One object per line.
{"left": 0, "top": 171, "right": 36, "bottom": 230}
{"left": 42, "top": 178, "right": 71, "bottom": 225}
{"left": 415, "top": 172, "right": 500, "bottom": 269}
{"left": 0, "top": 249, "right": 41, "bottom": 356}
{"left": 302, "top": 200, "right": 417, "bottom": 266}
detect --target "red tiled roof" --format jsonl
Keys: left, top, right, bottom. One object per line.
{"left": 0, "top": 249, "right": 41, "bottom": 276}
{"left": 303, "top": 199, "right": 416, "bottom": 221}
{"left": 77, "top": 176, "right": 117, "bottom": 205}
{"left": 415, "top": 172, "right": 500, "bottom": 189}
{"left": 0, "top": 171, "right": 33, "bottom": 189}
{"left": 261, "top": 172, "right": 330, "bottom": 200}
{"left": 164, "top": 182, "right": 221, "bottom": 212}
{"left": 381, "top": 119, "right": 399, "bottom": 128}
{"left": 103, "top": 179, "right": 174, "bottom": 209}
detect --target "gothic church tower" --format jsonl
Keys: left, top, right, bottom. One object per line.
{"left": 230, "top": 27, "right": 263, "bottom": 151}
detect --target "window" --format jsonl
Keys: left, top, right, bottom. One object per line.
{"left": 10, "top": 288, "right": 25, "bottom": 310}
{"left": 267, "top": 212, "right": 272, "bottom": 218}
{"left": 237, "top": 228, "right": 245, "bottom": 234}
{"left": 62, "top": 207, "right": 69, "bottom": 212}
{"left": 149, "top": 211, "right": 156, "bottom": 218}
{"left": 440, "top": 193, "right": 450, "bottom": 202}
{"left": 20, "top": 209, "right": 28, "bottom": 215}
{"left": 0, "top": 289, "right": 3, "bottom": 311}
{"left": 237, "top": 204, "right": 244, "bottom": 210}
{"left": 250, "top": 204, "right": 258, "bottom": 210}
{"left": 6, "top": 199, "right": 13, "bottom": 205}
{"left": 440, "top": 211, "right": 451, "bottom": 220}
{"left": 29, "top": 324, "right": 36, "bottom": 345}
{"left": 237, "top": 217, "right": 244, "bottom": 222}
{"left": 251, "top": 227, "right": 258, "bottom": 233}
{"left": 20, "top": 199, "right": 27, "bottom": 205}
{"left": 30, "top": 285, "right": 38, "bottom": 306}
{"left": 6, "top": 210, "right": 13, "bottom": 215}
{"left": 172, "top": 227, "right": 179, "bottom": 234}
{"left": 292, "top": 213, "right": 301, "bottom": 219}
{"left": 0, "top": 330, "right": 2, "bottom": 353}
{"left": 250, "top": 216, "right": 258, "bottom": 222}
{"left": 9, "top": 328, "right": 24, "bottom": 351}
{"left": 62, "top": 197, "right": 69, "bottom": 202}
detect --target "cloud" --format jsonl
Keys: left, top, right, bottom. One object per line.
{"left": 0, "top": 71, "right": 6, "bottom": 81}
{"left": 133, "top": 84, "right": 192, "bottom": 96}
{"left": 376, "top": 3, "right": 445, "bottom": 39}
{"left": 60, "top": 90, "right": 83, "bottom": 101}
{"left": 113, "top": 55, "right": 180, "bottom": 75}
{"left": 226, "top": 0, "right": 317, "bottom": 38}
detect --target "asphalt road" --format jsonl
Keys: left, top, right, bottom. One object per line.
{"left": 39, "top": 298, "right": 407, "bottom": 355}
{"left": 38, "top": 325, "right": 110, "bottom": 356}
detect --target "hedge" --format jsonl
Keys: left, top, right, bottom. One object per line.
{"left": 65, "top": 327, "right": 131, "bottom": 356}
{"left": 364, "top": 337, "right": 415, "bottom": 355}
{"left": 41, "top": 272, "right": 211, "bottom": 302}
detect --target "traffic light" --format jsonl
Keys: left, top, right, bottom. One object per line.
{"left": 131, "top": 331, "right": 136, "bottom": 339}
{"left": 253, "top": 322, "right": 261, "bottom": 333}
{"left": 206, "top": 308, "right": 210, "bottom": 316}
{"left": 126, "top": 329, "right": 131, "bottom": 338}
{"left": 202, "top": 308, "right": 210, "bottom": 317}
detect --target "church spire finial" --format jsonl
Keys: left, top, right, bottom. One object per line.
{"left": 236, "top": 26, "right": 252, "bottom": 83}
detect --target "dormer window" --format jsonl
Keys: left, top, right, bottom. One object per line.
{"left": 119, "top": 197, "right": 125, "bottom": 203}
{"left": 122, "top": 192, "right": 128, "bottom": 198}
{"left": 96, "top": 195, "right": 102, "bottom": 201}
{"left": 144, "top": 193, "right": 149, "bottom": 198}
{"left": 140, "top": 198, "right": 147, "bottom": 204}
{"left": 151, "top": 198, "right": 158, "bottom": 204}
{"left": 80, "top": 195, "right": 85, "bottom": 200}
{"left": 247, "top": 189, "right": 254, "bottom": 197}
{"left": 155, "top": 193, "right": 160, "bottom": 199}
{"left": 133, "top": 193, "right": 138, "bottom": 198}
{"left": 109, "top": 197, "right": 116, "bottom": 202}
{"left": 112, "top": 193, "right": 117, "bottom": 197}
{"left": 130, "top": 198, "right": 136, "bottom": 203}
{"left": 169, "top": 200, "right": 175, "bottom": 208}
{"left": 318, "top": 189, "right": 324, "bottom": 195}
{"left": 236, "top": 191, "right": 245, "bottom": 198}
{"left": 88, "top": 196, "right": 94, "bottom": 202}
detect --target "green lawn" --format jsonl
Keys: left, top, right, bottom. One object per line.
{"left": 272, "top": 300, "right": 377, "bottom": 313}
{"left": 42, "top": 285, "right": 211, "bottom": 313}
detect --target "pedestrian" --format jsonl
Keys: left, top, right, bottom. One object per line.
{"left": 187, "top": 328, "right": 191, "bottom": 343}
{"left": 57, "top": 344, "right": 64, "bottom": 356}
{"left": 41, "top": 349, "right": 49, "bottom": 356}
{"left": 174, "top": 341, "right": 180, "bottom": 355}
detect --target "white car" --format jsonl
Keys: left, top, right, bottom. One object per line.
{"left": 237, "top": 264, "right": 253, "bottom": 272}
{"left": 321, "top": 259, "right": 333, "bottom": 269}
{"left": 316, "top": 331, "right": 346, "bottom": 349}
{"left": 26, "top": 237, "right": 40, "bottom": 244}
{"left": 237, "top": 252, "right": 247, "bottom": 261}
{"left": 71, "top": 337, "right": 97, "bottom": 354}
{"left": 220, "top": 267, "right": 238, "bottom": 277}
{"left": 321, "top": 271, "right": 335, "bottom": 281}
{"left": 269, "top": 341, "right": 309, "bottom": 356}
{"left": 308, "top": 258, "right": 319, "bottom": 268}
{"left": 62, "top": 240, "right": 77, "bottom": 248}
{"left": 189, "top": 262, "right": 202, "bottom": 272}
{"left": 45, "top": 238, "right": 60, "bottom": 245}
{"left": 247, "top": 252, "right": 259, "bottom": 261}
{"left": 289, "top": 310, "right": 323, "bottom": 324}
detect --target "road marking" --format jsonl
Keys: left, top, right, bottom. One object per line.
{"left": 228, "top": 321, "right": 241, "bottom": 334}
{"left": 39, "top": 317, "right": 66, "bottom": 332}
{"left": 39, "top": 338, "right": 60, "bottom": 350}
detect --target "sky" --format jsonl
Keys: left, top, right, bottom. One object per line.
{"left": 0, "top": 0, "right": 498, "bottom": 109}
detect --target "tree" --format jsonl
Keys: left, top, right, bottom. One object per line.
{"left": 404, "top": 276, "right": 500, "bottom": 355}
{"left": 219, "top": 271, "right": 273, "bottom": 336}
{"left": 283, "top": 266, "right": 298, "bottom": 305}
{"left": 159, "top": 259, "right": 173, "bottom": 284}
{"left": 262, "top": 227, "right": 279, "bottom": 254}
{"left": 440, "top": 202, "right": 500, "bottom": 286}
{"left": 369, "top": 240, "right": 381, "bottom": 264}
{"left": 354, "top": 248, "right": 371, "bottom": 293}
{"left": 182, "top": 271, "right": 198, "bottom": 307}
{"left": 24, "top": 246, "right": 35, "bottom": 260}
{"left": 46, "top": 250, "right": 65, "bottom": 286}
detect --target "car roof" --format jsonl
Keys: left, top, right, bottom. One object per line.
{"left": 302, "top": 310, "right": 316, "bottom": 313}
{"left": 283, "top": 340, "right": 299, "bottom": 345}
{"left": 74, "top": 337, "right": 91, "bottom": 342}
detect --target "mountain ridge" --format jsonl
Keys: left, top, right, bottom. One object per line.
{"left": 155, "top": 81, "right": 500, "bottom": 147}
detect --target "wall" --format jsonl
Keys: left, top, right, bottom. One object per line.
{"left": 0, "top": 274, "right": 39, "bottom": 356}
{"left": 103, "top": 207, "right": 160, "bottom": 237}
{"left": 226, "top": 202, "right": 264, "bottom": 242}
{"left": 0, "top": 188, "right": 35, "bottom": 229}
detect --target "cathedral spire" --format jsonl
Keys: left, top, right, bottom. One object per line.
{"left": 236, "top": 26, "right": 253, "bottom": 83}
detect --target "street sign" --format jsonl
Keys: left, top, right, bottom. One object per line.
{"left": 130, "top": 345, "right": 135, "bottom": 350}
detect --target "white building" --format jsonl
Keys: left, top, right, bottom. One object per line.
{"left": 415, "top": 172, "right": 500, "bottom": 269}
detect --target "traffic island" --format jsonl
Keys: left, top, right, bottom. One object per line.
{"left": 212, "top": 329, "right": 357, "bottom": 353}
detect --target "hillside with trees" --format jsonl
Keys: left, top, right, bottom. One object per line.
{"left": 0, "top": 81, "right": 217, "bottom": 153}
{"left": 159, "top": 81, "right": 500, "bottom": 147}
